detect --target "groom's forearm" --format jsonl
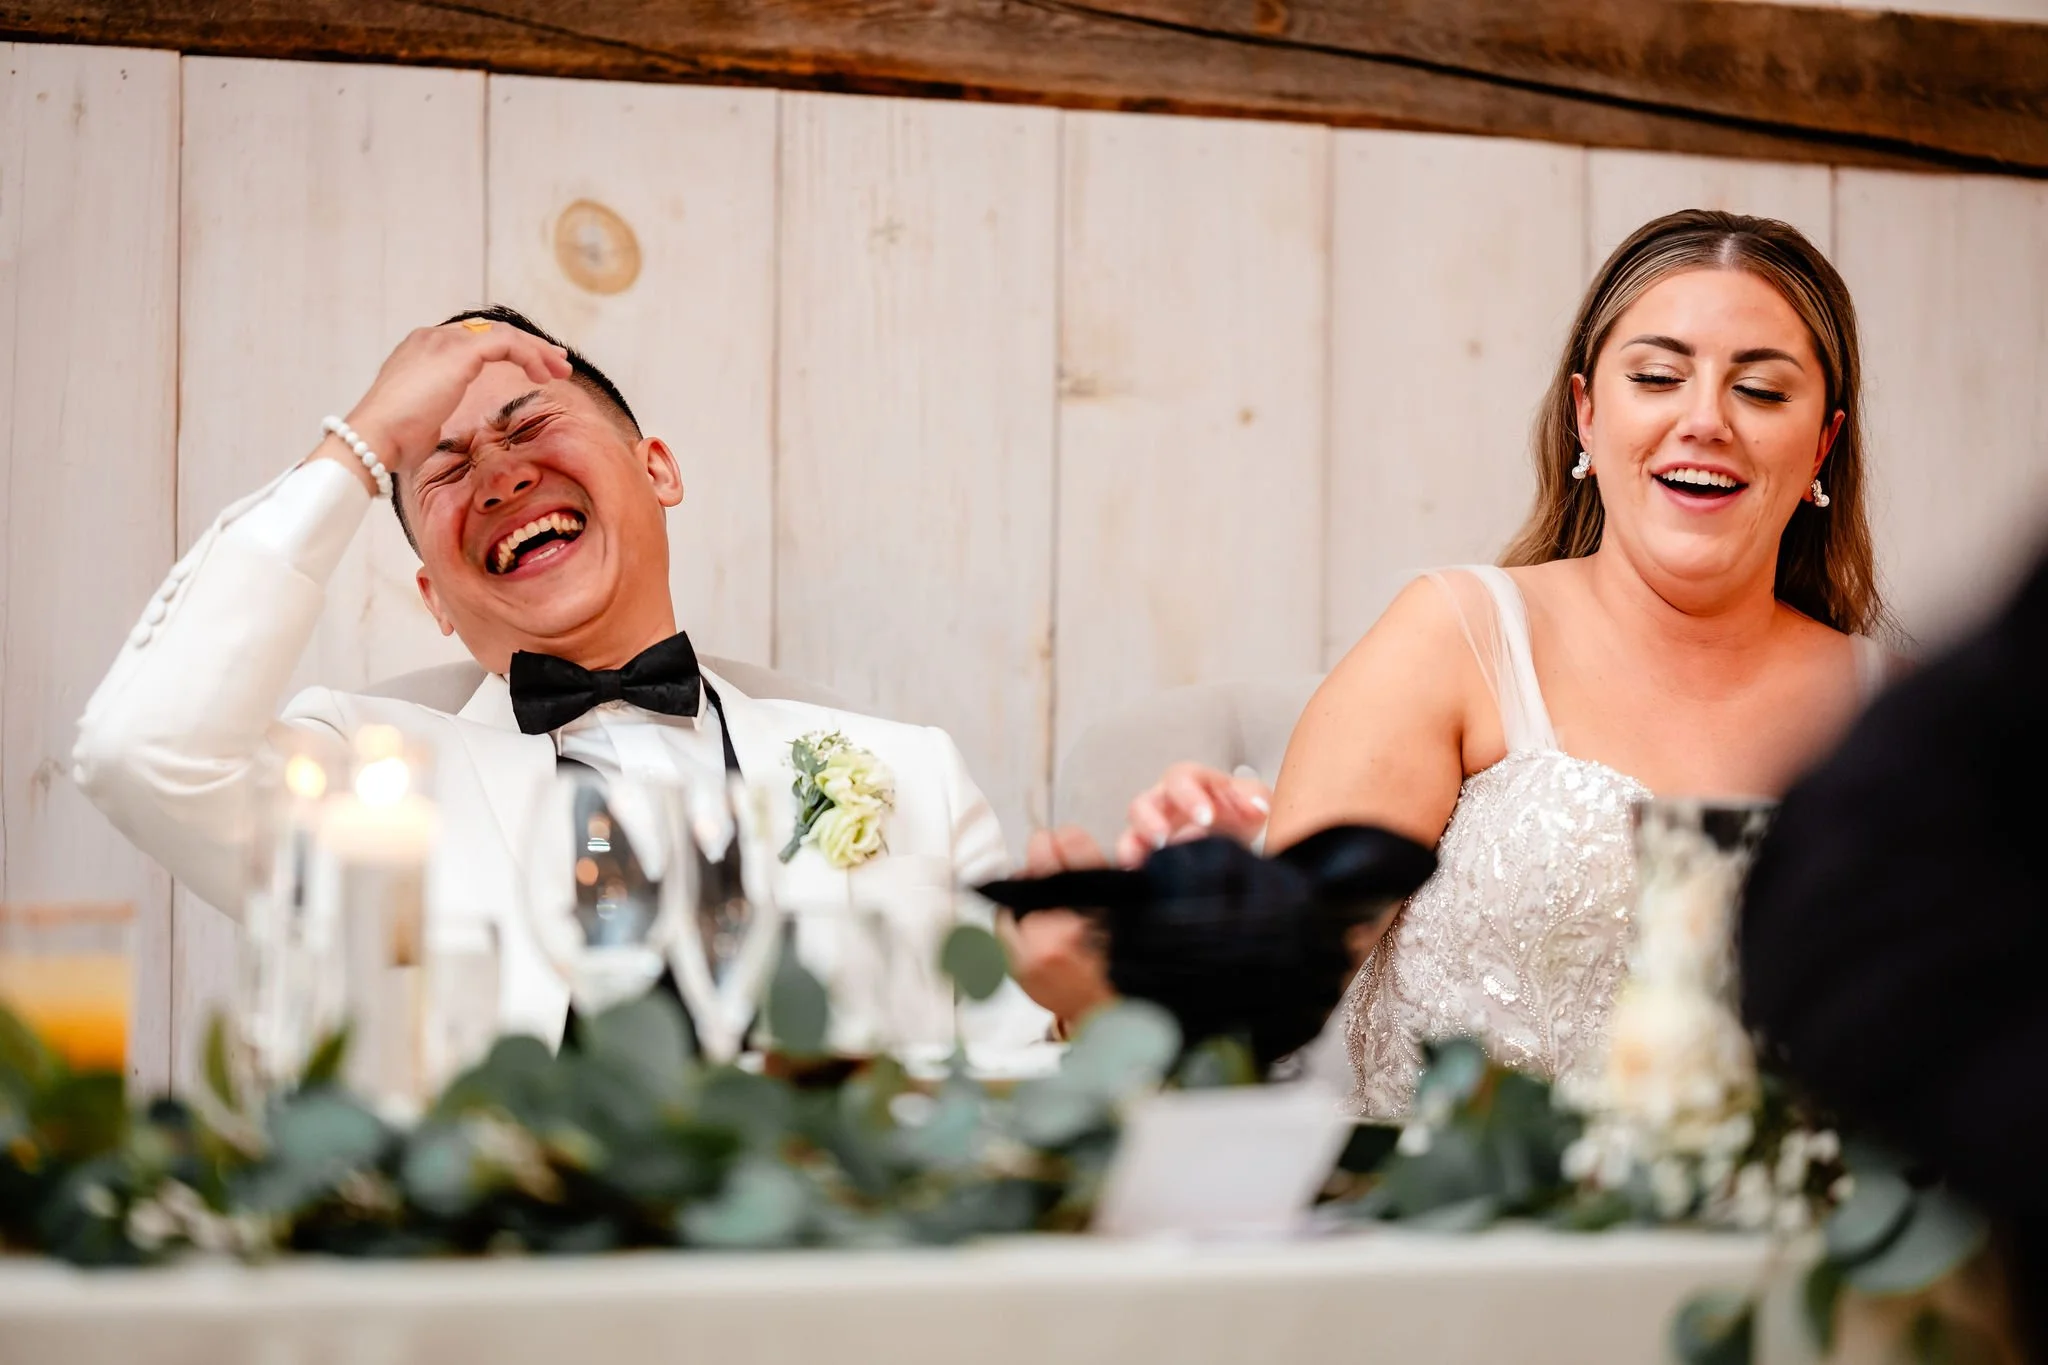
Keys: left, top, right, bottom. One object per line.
{"left": 72, "top": 457, "right": 371, "bottom": 910}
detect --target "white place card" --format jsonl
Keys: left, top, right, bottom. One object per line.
{"left": 1094, "top": 1083, "right": 1352, "bottom": 1238}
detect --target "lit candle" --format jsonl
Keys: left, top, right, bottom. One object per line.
{"left": 319, "top": 726, "right": 441, "bottom": 1113}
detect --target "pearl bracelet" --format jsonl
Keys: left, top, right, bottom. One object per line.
{"left": 321, "top": 416, "right": 392, "bottom": 498}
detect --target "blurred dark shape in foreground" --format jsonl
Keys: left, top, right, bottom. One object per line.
{"left": 980, "top": 826, "right": 1436, "bottom": 1070}
{"left": 1743, "top": 544, "right": 2048, "bottom": 1354}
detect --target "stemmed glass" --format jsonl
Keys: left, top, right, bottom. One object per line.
{"left": 520, "top": 769, "right": 783, "bottom": 1057}
{"left": 520, "top": 768, "right": 684, "bottom": 1023}
{"left": 665, "top": 777, "right": 783, "bottom": 1063}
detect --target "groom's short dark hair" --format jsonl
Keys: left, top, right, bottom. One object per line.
{"left": 389, "top": 305, "right": 641, "bottom": 552}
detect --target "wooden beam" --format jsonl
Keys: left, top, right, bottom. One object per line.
{"left": 3, "top": 0, "right": 2043, "bottom": 175}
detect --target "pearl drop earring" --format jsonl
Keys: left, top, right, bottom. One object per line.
{"left": 1572, "top": 451, "right": 1592, "bottom": 481}
{"left": 1810, "top": 478, "right": 1831, "bottom": 509}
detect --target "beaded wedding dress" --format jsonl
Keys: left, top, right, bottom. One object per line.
{"left": 1338, "top": 566, "right": 1879, "bottom": 1119}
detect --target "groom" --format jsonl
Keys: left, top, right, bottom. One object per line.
{"left": 72, "top": 307, "right": 1047, "bottom": 1052}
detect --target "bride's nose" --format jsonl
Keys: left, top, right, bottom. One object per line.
{"left": 1675, "top": 383, "right": 1734, "bottom": 445}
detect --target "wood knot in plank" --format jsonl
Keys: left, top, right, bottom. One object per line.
{"left": 554, "top": 199, "right": 642, "bottom": 296}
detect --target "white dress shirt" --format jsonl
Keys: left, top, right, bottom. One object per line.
{"left": 554, "top": 696, "right": 730, "bottom": 795}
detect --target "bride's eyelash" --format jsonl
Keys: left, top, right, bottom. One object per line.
{"left": 1736, "top": 385, "right": 1791, "bottom": 404}
{"left": 1627, "top": 372, "right": 1680, "bottom": 387}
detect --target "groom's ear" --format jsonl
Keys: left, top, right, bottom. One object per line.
{"left": 416, "top": 569, "right": 456, "bottom": 637}
{"left": 639, "top": 436, "right": 683, "bottom": 509}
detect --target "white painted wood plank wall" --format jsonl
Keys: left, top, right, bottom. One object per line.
{"left": 6, "top": 46, "right": 2048, "bottom": 1084}
{"left": 1323, "top": 132, "right": 1585, "bottom": 657}
{"left": 775, "top": 94, "right": 1058, "bottom": 847}
{"left": 1055, "top": 113, "right": 1330, "bottom": 757}
{"left": 0, "top": 44, "right": 180, "bottom": 1094}
{"left": 1835, "top": 171, "right": 2048, "bottom": 646}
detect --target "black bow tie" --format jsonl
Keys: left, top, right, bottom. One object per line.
{"left": 509, "top": 632, "right": 706, "bottom": 736}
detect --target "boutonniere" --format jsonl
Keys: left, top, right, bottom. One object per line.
{"left": 780, "top": 731, "right": 895, "bottom": 869}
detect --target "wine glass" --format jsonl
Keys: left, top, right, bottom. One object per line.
{"left": 664, "top": 777, "right": 783, "bottom": 1063}
{"left": 519, "top": 768, "right": 685, "bottom": 1022}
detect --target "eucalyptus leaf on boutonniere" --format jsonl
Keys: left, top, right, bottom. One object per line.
{"left": 780, "top": 731, "right": 895, "bottom": 868}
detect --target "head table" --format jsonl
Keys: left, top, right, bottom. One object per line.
{"left": 0, "top": 1227, "right": 1825, "bottom": 1365}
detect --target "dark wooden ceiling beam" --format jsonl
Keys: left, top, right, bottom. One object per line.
{"left": 3, "top": 0, "right": 2043, "bottom": 175}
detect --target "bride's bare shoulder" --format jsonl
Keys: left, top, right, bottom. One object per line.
{"left": 1310, "top": 573, "right": 1488, "bottom": 720}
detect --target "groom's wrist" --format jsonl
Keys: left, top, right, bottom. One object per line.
{"left": 308, "top": 433, "right": 382, "bottom": 499}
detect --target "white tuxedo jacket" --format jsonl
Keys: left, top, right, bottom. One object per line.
{"left": 72, "top": 461, "right": 1047, "bottom": 1051}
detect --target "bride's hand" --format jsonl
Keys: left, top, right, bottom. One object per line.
{"left": 997, "top": 827, "right": 1116, "bottom": 1028}
{"left": 1117, "top": 763, "right": 1272, "bottom": 867}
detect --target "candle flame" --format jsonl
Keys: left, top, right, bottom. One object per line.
{"left": 355, "top": 756, "right": 411, "bottom": 807}
{"left": 283, "top": 753, "right": 329, "bottom": 800}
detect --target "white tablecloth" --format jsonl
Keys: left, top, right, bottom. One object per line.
{"left": 0, "top": 1227, "right": 1816, "bottom": 1365}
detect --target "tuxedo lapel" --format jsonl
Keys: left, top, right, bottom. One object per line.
{"left": 707, "top": 673, "right": 853, "bottom": 920}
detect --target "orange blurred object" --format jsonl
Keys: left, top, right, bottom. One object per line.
{"left": 0, "top": 903, "right": 132, "bottom": 1073}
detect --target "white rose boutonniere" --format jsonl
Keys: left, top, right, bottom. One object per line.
{"left": 781, "top": 731, "right": 895, "bottom": 868}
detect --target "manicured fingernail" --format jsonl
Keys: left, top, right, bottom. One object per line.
{"left": 1193, "top": 803, "right": 1215, "bottom": 827}
{"left": 1250, "top": 794, "right": 1270, "bottom": 814}
{"left": 1152, "top": 832, "right": 1167, "bottom": 850}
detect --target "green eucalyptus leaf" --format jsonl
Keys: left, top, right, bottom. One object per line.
{"left": 1333, "top": 1123, "right": 1401, "bottom": 1176}
{"left": 401, "top": 1123, "right": 479, "bottom": 1219}
{"left": 435, "top": 1035, "right": 558, "bottom": 1120}
{"left": 1670, "top": 1290, "right": 1755, "bottom": 1365}
{"left": 33, "top": 1072, "right": 128, "bottom": 1158}
{"left": 36, "top": 1157, "right": 146, "bottom": 1268}
{"left": 244, "top": 1093, "right": 386, "bottom": 1212}
{"left": 1846, "top": 1187, "right": 1989, "bottom": 1297}
{"left": 812, "top": 1203, "right": 915, "bottom": 1250}
{"left": 1403, "top": 1194, "right": 1502, "bottom": 1233}
{"left": 1824, "top": 1167, "right": 1914, "bottom": 1264}
{"left": 696, "top": 1068, "right": 797, "bottom": 1151}
{"left": 1551, "top": 1187, "right": 1636, "bottom": 1232}
{"left": 1011, "top": 1075, "right": 1109, "bottom": 1149}
{"left": 1175, "top": 1036, "right": 1260, "bottom": 1090}
{"left": 892, "top": 1081, "right": 983, "bottom": 1171}
{"left": 906, "top": 1178, "right": 1045, "bottom": 1244}
{"left": 1414, "top": 1037, "right": 1488, "bottom": 1107}
{"left": 576, "top": 993, "right": 695, "bottom": 1107}
{"left": 766, "top": 951, "right": 830, "bottom": 1057}
{"left": 298, "top": 1026, "right": 351, "bottom": 1091}
{"left": 202, "top": 1014, "right": 241, "bottom": 1115}
{"left": 939, "top": 924, "right": 1009, "bottom": 1002}
{"left": 1801, "top": 1258, "right": 1845, "bottom": 1354}
{"left": 1375, "top": 1124, "right": 1492, "bottom": 1217}
{"left": 682, "top": 1157, "right": 810, "bottom": 1249}
{"left": 1062, "top": 1001, "right": 1181, "bottom": 1101}
{"left": 602, "top": 1126, "right": 733, "bottom": 1206}
{"left": 0, "top": 1004, "right": 57, "bottom": 1094}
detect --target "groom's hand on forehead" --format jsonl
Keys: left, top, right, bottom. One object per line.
{"left": 343, "top": 320, "right": 572, "bottom": 481}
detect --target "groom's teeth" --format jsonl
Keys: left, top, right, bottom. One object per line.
{"left": 492, "top": 511, "right": 586, "bottom": 573}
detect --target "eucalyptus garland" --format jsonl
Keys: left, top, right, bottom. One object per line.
{"left": 0, "top": 948, "right": 1994, "bottom": 1363}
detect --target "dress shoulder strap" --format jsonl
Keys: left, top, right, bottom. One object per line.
{"left": 1421, "top": 565, "right": 1559, "bottom": 753}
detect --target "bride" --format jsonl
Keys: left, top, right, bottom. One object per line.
{"left": 1009, "top": 209, "right": 1893, "bottom": 1117}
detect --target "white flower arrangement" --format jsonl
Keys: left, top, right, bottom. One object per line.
{"left": 1559, "top": 802, "right": 1839, "bottom": 1233}
{"left": 780, "top": 731, "right": 895, "bottom": 869}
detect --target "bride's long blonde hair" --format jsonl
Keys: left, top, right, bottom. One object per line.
{"left": 1500, "top": 210, "right": 1888, "bottom": 638}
